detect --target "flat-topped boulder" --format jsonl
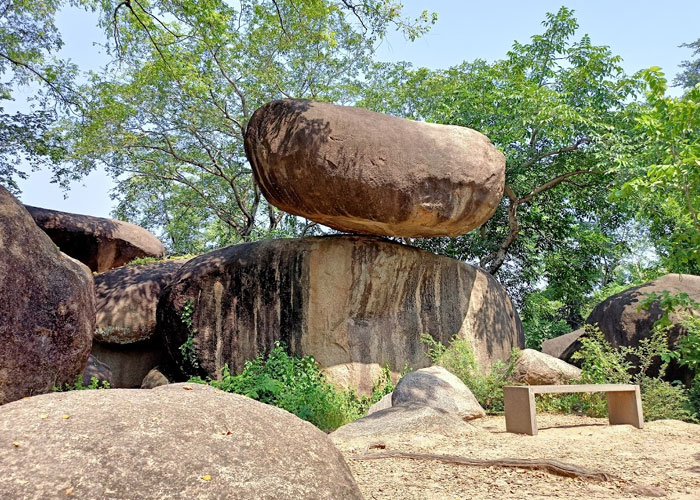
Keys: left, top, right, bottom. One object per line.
{"left": 0, "top": 383, "right": 363, "bottom": 499}
{"left": 245, "top": 99, "right": 505, "bottom": 237}
{"left": 25, "top": 205, "right": 165, "bottom": 272}
{"left": 93, "top": 259, "right": 189, "bottom": 387}
{"left": 0, "top": 187, "right": 95, "bottom": 404}
{"left": 158, "top": 235, "right": 523, "bottom": 394}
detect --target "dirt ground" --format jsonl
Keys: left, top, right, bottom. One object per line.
{"left": 335, "top": 414, "right": 700, "bottom": 500}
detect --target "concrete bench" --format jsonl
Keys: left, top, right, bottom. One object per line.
{"left": 504, "top": 384, "right": 643, "bottom": 435}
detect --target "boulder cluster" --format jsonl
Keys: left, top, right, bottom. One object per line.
{"left": 0, "top": 100, "right": 533, "bottom": 497}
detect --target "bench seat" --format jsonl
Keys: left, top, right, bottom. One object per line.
{"left": 504, "top": 384, "right": 643, "bottom": 435}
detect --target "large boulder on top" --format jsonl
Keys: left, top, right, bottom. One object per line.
{"left": 25, "top": 205, "right": 165, "bottom": 272}
{"left": 0, "top": 383, "right": 363, "bottom": 499}
{"left": 511, "top": 349, "right": 581, "bottom": 385}
{"left": 158, "top": 235, "right": 523, "bottom": 394}
{"left": 0, "top": 187, "right": 95, "bottom": 405}
{"left": 93, "top": 259, "right": 189, "bottom": 387}
{"left": 391, "top": 366, "right": 485, "bottom": 420}
{"left": 245, "top": 99, "right": 505, "bottom": 238}
{"left": 585, "top": 274, "right": 700, "bottom": 350}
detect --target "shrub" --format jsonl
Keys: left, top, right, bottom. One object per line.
{"left": 554, "top": 324, "right": 697, "bottom": 421}
{"left": 190, "top": 342, "right": 399, "bottom": 431}
{"left": 421, "top": 334, "right": 519, "bottom": 412}
{"left": 52, "top": 375, "right": 111, "bottom": 392}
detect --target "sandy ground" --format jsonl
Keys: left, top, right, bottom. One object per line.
{"left": 335, "top": 414, "right": 700, "bottom": 500}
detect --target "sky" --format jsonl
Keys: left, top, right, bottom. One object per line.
{"left": 12, "top": 0, "right": 700, "bottom": 218}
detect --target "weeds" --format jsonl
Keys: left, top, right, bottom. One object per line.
{"left": 190, "top": 342, "right": 400, "bottom": 431}
{"left": 178, "top": 298, "right": 199, "bottom": 375}
{"left": 52, "top": 375, "right": 110, "bottom": 392}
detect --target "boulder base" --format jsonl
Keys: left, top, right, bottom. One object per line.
{"left": 158, "top": 236, "right": 523, "bottom": 394}
{"left": 0, "top": 187, "right": 95, "bottom": 405}
{"left": 0, "top": 383, "right": 363, "bottom": 500}
{"left": 245, "top": 99, "right": 505, "bottom": 237}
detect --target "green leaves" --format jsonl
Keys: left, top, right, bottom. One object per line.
{"left": 616, "top": 69, "right": 700, "bottom": 273}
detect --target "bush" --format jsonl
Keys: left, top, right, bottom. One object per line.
{"left": 421, "top": 334, "right": 519, "bottom": 412}
{"left": 52, "top": 375, "right": 111, "bottom": 392}
{"left": 190, "top": 342, "right": 398, "bottom": 431}
{"left": 552, "top": 324, "right": 697, "bottom": 421}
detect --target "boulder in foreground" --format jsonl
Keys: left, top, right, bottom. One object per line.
{"left": 245, "top": 99, "right": 505, "bottom": 237}
{"left": 25, "top": 205, "right": 165, "bottom": 272}
{"left": 0, "top": 187, "right": 95, "bottom": 405}
{"left": 0, "top": 383, "right": 363, "bottom": 500}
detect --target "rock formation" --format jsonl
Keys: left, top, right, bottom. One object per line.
{"left": 586, "top": 273, "right": 700, "bottom": 349}
{"left": 25, "top": 205, "right": 165, "bottom": 272}
{"left": 542, "top": 328, "right": 585, "bottom": 362}
{"left": 391, "top": 366, "right": 485, "bottom": 420}
{"left": 245, "top": 99, "right": 505, "bottom": 237}
{"left": 93, "top": 259, "right": 189, "bottom": 387}
{"left": 81, "top": 354, "right": 113, "bottom": 387}
{"left": 158, "top": 235, "right": 523, "bottom": 394}
{"left": 0, "top": 187, "right": 95, "bottom": 405}
{"left": 0, "top": 383, "right": 363, "bottom": 499}
{"left": 511, "top": 349, "right": 581, "bottom": 385}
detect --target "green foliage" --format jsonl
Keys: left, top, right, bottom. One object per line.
{"left": 674, "top": 38, "right": 700, "bottom": 90}
{"left": 0, "top": 0, "right": 93, "bottom": 193}
{"left": 52, "top": 375, "right": 110, "bottom": 392}
{"left": 558, "top": 325, "right": 697, "bottom": 421}
{"left": 616, "top": 68, "right": 700, "bottom": 274}
{"left": 520, "top": 291, "right": 571, "bottom": 350}
{"left": 421, "top": 334, "right": 519, "bottom": 412}
{"left": 673, "top": 315, "right": 700, "bottom": 376}
{"left": 571, "top": 325, "right": 632, "bottom": 384}
{"left": 126, "top": 254, "right": 197, "bottom": 266}
{"left": 178, "top": 298, "right": 199, "bottom": 375}
{"left": 192, "top": 342, "right": 397, "bottom": 431}
{"left": 59, "top": 0, "right": 434, "bottom": 251}
{"left": 360, "top": 7, "right": 642, "bottom": 306}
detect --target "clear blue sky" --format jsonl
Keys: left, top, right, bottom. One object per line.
{"left": 14, "top": 0, "right": 700, "bottom": 218}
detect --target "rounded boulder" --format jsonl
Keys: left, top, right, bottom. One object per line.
{"left": 0, "top": 383, "right": 363, "bottom": 499}
{"left": 25, "top": 205, "right": 165, "bottom": 272}
{"left": 0, "top": 187, "right": 95, "bottom": 405}
{"left": 245, "top": 99, "right": 505, "bottom": 238}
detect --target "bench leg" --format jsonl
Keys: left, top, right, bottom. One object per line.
{"left": 606, "top": 387, "right": 644, "bottom": 429}
{"left": 505, "top": 386, "right": 537, "bottom": 435}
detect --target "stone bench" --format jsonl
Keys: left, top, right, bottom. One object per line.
{"left": 504, "top": 384, "right": 643, "bottom": 435}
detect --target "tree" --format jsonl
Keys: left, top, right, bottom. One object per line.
{"left": 63, "top": 0, "right": 435, "bottom": 251}
{"left": 674, "top": 38, "right": 700, "bottom": 90}
{"left": 360, "top": 7, "right": 641, "bottom": 310}
{"left": 0, "top": 0, "right": 92, "bottom": 193}
{"left": 618, "top": 68, "right": 700, "bottom": 274}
